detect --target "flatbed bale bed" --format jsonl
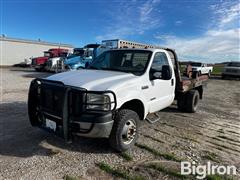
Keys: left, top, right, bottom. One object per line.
{"left": 165, "top": 48, "right": 209, "bottom": 112}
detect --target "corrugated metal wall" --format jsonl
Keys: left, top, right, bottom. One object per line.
{"left": 0, "top": 37, "right": 73, "bottom": 66}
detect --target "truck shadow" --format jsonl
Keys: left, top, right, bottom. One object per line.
{"left": 10, "top": 67, "right": 36, "bottom": 72}
{"left": 0, "top": 102, "right": 112, "bottom": 158}
{"left": 22, "top": 73, "right": 52, "bottom": 79}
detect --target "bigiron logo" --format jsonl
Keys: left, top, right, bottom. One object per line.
{"left": 181, "top": 161, "right": 237, "bottom": 179}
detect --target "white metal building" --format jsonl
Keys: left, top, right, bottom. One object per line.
{"left": 0, "top": 36, "right": 73, "bottom": 66}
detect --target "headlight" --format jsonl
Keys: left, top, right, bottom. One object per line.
{"left": 86, "top": 94, "right": 111, "bottom": 111}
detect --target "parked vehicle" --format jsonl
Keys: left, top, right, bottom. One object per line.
{"left": 45, "top": 49, "right": 70, "bottom": 72}
{"left": 13, "top": 57, "right": 32, "bottom": 67}
{"left": 63, "top": 44, "right": 102, "bottom": 71}
{"left": 28, "top": 41, "right": 208, "bottom": 152}
{"left": 190, "top": 62, "right": 213, "bottom": 76}
{"left": 222, "top": 61, "right": 240, "bottom": 79}
{"left": 31, "top": 48, "right": 69, "bottom": 72}
{"left": 45, "top": 52, "right": 69, "bottom": 72}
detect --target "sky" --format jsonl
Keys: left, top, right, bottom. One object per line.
{"left": 0, "top": 0, "right": 239, "bottom": 63}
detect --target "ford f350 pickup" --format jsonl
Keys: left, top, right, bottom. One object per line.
{"left": 28, "top": 45, "right": 208, "bottom": 152}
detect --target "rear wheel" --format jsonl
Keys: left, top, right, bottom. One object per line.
{"left": 109, "top": 109, "right": 139, "bottom": 152}
{"left": 185, "top": 90, "right": 199, "bottom": 113}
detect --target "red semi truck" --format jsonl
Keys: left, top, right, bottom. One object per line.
{"left": 31, "top": 48, "right": 69, "bottom": 72}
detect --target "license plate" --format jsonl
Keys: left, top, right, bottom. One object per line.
{"left": 46, "top": 119, "right": 56, "bottom": 131}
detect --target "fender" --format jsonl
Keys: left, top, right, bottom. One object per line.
{"left": 114, "top": 89, "right": 149, "bottom": 119}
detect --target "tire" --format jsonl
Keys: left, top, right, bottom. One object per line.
{"left": 185, "top": 90, "right": 199, "bottom": 113}
{"left": 109, "top": 109, "right": 140, "bottom": 152}
{"left": 35, "top": 68, "right": 41, "bottom": 72}
{"left": 28, "top": 81, "right": 40, "bottom": 126}
{"left": 177, "top": 94, "right": 186, "bottom": 111}
{"left": 208, "top": 71, "right": 211, "bottom": 77}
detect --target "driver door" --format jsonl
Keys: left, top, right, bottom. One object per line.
{"left": 147, "top": 52, "right": 175, "bottom": 113}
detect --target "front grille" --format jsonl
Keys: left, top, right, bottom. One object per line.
{"left": 39, "top": 80, "right": 86, "bottom": 121}
{"left": 32, "top": 59, "right": 37, "bottom": 65}
{"left": 46, "top": 61, "right": 52, "bottom": 67}
{"left": 40, "top": 81, "right": 65, "bottom": 118}
{"left": 68, "top": 89, "right": 85, "bottom": 120}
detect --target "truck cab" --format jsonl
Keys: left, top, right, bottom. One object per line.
{"left": 63, "top": 44, "right": 105, "bottom": 71}
{"left": 32, "top": 48, "right": 69, "bottom": 72}
{"left": 28, "top": 48, "right": 207, "bottom": 152}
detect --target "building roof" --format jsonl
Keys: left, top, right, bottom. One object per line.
{"left": 0, "top": 36, "right": 73, "bottom": 48}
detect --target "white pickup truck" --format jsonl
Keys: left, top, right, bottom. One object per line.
{"left": 28, "top": 48, "right": 208, "bottom": 152}
{"left": 190, "top": 62, "right": 213, "bottom": 76}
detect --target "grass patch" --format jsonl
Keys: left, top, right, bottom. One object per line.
{"left": 64, "top": 175, "right": 79, "bottom": 180}
{"left": 202, "top": 151, "right": 220, "bottom": 162}
{"left": 97, "top": 162, "right": 145, "bottom": 180}
{"left": 217, "top": 129, "right": 224, "bottom": 133}
{"left": 226, "top": 130, "right": 240, "bottom": 135}
{"left": 217, "top": 135, "right": 240, "bottom": 144}
{"left": 135, "top": 143, "right": 181, "bottom": 162}
{"left": 206, "top": 140, "right": 240, "bottom": 153}
{"left": 146, "top": 163, "right": 186, "bottom": 179}
{"left": 161, "top": 122, "right": 176, "bottom": 128}
{"left": 120, "top": 152, "right": 133, "bottom": 161}
{"left": 206, "top": 174, "right": 234, "bottom": 180}
{"left": 182, "top": 136, "right": 198, "bottom": 143}
{"left": 152, "top": 128, "right": 171, "bottom": 136}
{"left": 212, "top": 65, "right": 224, "bottom": 75}
{"left": 143, "top": 134, "right": 165, "bottom": 143}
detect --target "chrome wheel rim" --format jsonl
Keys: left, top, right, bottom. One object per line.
{"left": 121, "top": 119, "right": 137, "bottom": 145}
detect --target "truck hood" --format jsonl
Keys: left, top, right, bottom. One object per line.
{"left": 46, "top": 69, "right": 138, "bottom": 91}
{"left": 65, "top": 56, "right": 81, "bottom": 65}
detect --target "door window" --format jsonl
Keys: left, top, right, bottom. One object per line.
{"left": 151, "top": 52, "right": 169, "bottom": 71}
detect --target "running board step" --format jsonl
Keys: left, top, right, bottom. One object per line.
{"left": 145, "top": 113, "right": 160, "bottom": 124}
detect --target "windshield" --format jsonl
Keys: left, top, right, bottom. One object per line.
{"left": 191, "top": 62, "right": 202, "bottom": 67}
{"left": 87, "top": 50, "right": 152, "bottom": 75}
{"left": 44, "top": 52, "right": 51, "bottom": 57}
{"left": 74, "top": 49, "right": 85, "bottom": 56}
{"left": 227, "top": 62, "right": 240, "bottom": 67}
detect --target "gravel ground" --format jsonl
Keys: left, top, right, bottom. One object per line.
{"left": 0, "top": 67, "right": 239, "bottom": 180}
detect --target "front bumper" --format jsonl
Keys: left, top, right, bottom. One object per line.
{"left": 28, "top": 78, "right": 116, "bottom": 140}
{"left": 72, "top": 120, "right": 114, "bottom": 138}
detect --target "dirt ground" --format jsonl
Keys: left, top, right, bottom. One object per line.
{"left": 0, "top": 67, "right": 239, "bottom": 180}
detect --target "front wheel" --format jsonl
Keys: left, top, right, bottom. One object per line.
{"left": 109, "top": 109, "right": 140, "bottom": 152}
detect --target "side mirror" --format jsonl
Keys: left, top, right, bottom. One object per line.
{"left": 162, "top": 65, "right": 172, "bottom": 80}
{"left": 150, "top": 68, "right": 162, "bottom": 80}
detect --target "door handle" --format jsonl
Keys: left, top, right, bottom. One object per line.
{"left": 171, "top": 79, "right": 174, "bottom": 86}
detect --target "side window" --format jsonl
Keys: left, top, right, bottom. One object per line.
{"left": 151, "top": 52, "right": 169, "bottom": 71}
